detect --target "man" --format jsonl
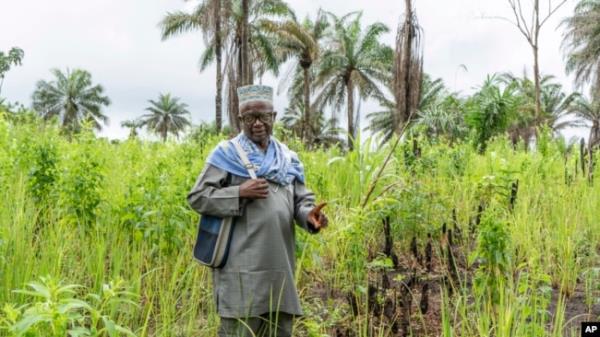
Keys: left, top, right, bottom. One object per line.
{"left": 187, "top": 85, "right": 328, "bottom": 337}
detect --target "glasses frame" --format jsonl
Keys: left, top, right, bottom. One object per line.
{"left": 240, "top": 112, "right": 275, "bottom": 126}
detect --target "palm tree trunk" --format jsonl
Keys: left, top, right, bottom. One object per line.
{"left": 346, "top": 76, "right": 355, "bottom": 151}
{"left": 590, "top": 121, "right": 600, "bottom": 149}
{"left": 395, "top": 0, "right": 420, "bottom": 135}
{"left": 215, "top": 0, "right": 223, "bottom": 132}
{"left": 228, "top": 67, "right": 241, "bottom": 132}
{"left": 241, "top": 0, "right": 250, "bottom": 86}
{"left": 303, "top": 66, "right": 311, "bottom": 143}
{"left": 227, "top": 31, "right": 244, "bottom": 133}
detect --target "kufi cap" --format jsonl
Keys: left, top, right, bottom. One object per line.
{"left": 237, "top": 85, "right": 273, "bottom": 110}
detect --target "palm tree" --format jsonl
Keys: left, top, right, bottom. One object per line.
{"left": 466, "top": 75, "right": 519, "bottom": 152}
{"left": 266, "top": 11, "right": 329, "bottom": 143}
{"left": 412, "top": 95, "right": 468, "bottom": 143}
{"left": 561, "top": 0, "right": 600, "bottom": 95}
{"left": 280, "top": 100, "right": 341, "bottom": 147}
{"left": 366, "top": 75, "right": 447, "bottom": 143}
{"left": 313, "top": 12, "right": 391, "bottom": 150}
{"left": 568, "top": 95, "right": 600, "bottom": 148}
{"left": 280, "top": 105, "right": 303, "bottom": 136}
{"left": 32, "top": 68, "right": 110, "bottom": 134}
{"left": 161, "top": 0, "right": 287, "bottom": 130}
{"left": 540, "top": 81, "right": 581, "bottom": 133}
{"left": 160, "top": 0, "right": 227, "bottom": 132}
{"left": 225, "top": 0, "right": 294, "bottom": 130}
{"left": 160, "top": 0, "right": 292, "bottom": 132}
{"left": 140, "top": 93, "right": 191, "bottom": 142}
{"left": 120, "top": 119, "right": 143, "bottom": 139}
{"left": 500, "top": 72, "right": 580, "bottom": 144}
{"left": 0, "top": 47, "right": 24, "bottom": 96}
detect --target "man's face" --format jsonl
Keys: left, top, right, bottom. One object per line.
{"left": 239, "top": 101, "right": 276, "bottom": 145}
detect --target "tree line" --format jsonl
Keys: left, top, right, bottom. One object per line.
{"left": 0, "top": 0, "right": 599, "bottom": 150}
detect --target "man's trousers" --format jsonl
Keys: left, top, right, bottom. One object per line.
{"left": 217, "top": 312, "right": 294, "bottom": 337}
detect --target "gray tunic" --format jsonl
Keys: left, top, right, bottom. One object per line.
{"left": 187, "top": 163, "right": 318, "bottom": 318}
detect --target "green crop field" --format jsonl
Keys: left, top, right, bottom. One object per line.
{"left": 1, "top": 119, "right": 598, "bottom": 337}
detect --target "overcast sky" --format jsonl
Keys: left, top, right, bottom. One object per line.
{"left": 0, "top": 0, "right": 589, "bottom": 141}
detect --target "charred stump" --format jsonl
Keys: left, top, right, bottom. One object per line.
{"left": 580, "top": 138, "right": 586, "bottom": 176}
{"left": 368, "top": 283, "right": 381, "bottom": 317}
{"left": 383, "top": 217, "right": 399, "bottom": 268}
{"left": 509, "top": 180, "right": 519, "bottom": 211}
{"left": 410, "top": 235, "right": 421, "bottom": 265}
{"left": 346, "top": 292, "right": 359, "bottom": 317}
{"left": 425, "top": 233, "right": 433, "bottom": 272}
{"left": 399, "top": 283, "right": 412, "bottom": 337}
{"left": 588, "top": 146, "right": 594, "bottom": 184}
{"left": 470, "top": 203, "right": 484, "bottom": 236}
{"left": 419, "top": 282, "right": 430, "bottom": 314}
{"left": 446, "top": 230, "right": 459, "bottom": 289}
{"left": 413, "top": 138, "right": 421, "bottom": 158}
{"left": 452, "top": 209, "right": 462, "bottom": 244}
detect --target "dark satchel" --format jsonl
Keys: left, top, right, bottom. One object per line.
{"left": 193, "top": 140, "right": 257, "bottom": 268}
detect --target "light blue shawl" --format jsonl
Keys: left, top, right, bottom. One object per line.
{"left": 206, "top": 133, "right": 305, "bottom": 185}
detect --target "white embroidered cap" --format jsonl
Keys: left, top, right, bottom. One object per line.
{"left": 237, "top": 85, "right": 273, "bottom": 110}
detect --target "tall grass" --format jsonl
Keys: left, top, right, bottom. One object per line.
{"left": 1, "top": 119, "right": 598, "bottom": 336}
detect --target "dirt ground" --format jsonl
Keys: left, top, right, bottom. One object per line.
{"left": 301, "top": 231, "right": 600, "bottom": 337}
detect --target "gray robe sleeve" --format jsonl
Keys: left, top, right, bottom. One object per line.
{"left": 293, "top": 179, "right": 320, "bottom": 234}
{"left": 186, "top": 164, "right": 243, "bottom": 217}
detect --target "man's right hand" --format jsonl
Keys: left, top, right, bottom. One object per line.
{"left": 239, "top": 178, "right": 269, "bottom": 199}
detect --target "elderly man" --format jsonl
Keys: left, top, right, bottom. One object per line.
{"left": 187, "top": 85, "right": 328, "bottom": 337}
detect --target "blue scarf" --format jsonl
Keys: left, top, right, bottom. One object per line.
{"left": 206, "top": 133, "right": 305, "bottom": 186}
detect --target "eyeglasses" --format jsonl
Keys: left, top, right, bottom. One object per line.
{"left": 240, "top": 112, "right": 275, "bottom": 125}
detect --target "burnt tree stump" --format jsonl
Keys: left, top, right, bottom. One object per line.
{"left": 509, "top": 180, "right": 519, "bottom": 211}
{"left": 383, "top": 217, "right": 399, "bottom": 268}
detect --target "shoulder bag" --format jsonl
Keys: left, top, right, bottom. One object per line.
{"left": 193, "top": 140, "right": 257, "bottom": 268}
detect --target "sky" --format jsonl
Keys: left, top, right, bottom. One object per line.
{"left": 0, "top": 0, "right": 590, "bottom": 141}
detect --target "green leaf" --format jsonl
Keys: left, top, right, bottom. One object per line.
{"left": 102, "top": 316, "right": 117, "bottom": 337}
{"left": 326, "top": 157, "right": 344, "bottom": 166}
{"left": 12, "top": 313, "right": 51, "bottom": 334}
{"left": 367, "top": 255, "right": 393, "bottom": 270}
{"left": 58, "top": 299, "right": 92, "bottom": 313}
{"left": 115, "top": 324, "right": 137, "bottom": 337}
{"left": 68, "top": 326, "right": 92, "bottom": 337}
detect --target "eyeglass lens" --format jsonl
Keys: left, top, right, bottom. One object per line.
{"left": 243, "top": 113, "right": 273, "bottom": 124}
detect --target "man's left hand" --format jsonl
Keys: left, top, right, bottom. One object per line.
{"left": 307, "top": 202, "right": 328, "bottom": 230}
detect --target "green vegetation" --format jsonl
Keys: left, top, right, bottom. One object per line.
{"left": 1, "top": 116, "right": 599, "bottom": 336}
{"left": 2, "top": 0, "right": 600, "bottom": 336}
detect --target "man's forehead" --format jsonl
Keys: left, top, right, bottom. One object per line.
{"left": 239, "top": 101, "right": 273, "bottom": 115}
